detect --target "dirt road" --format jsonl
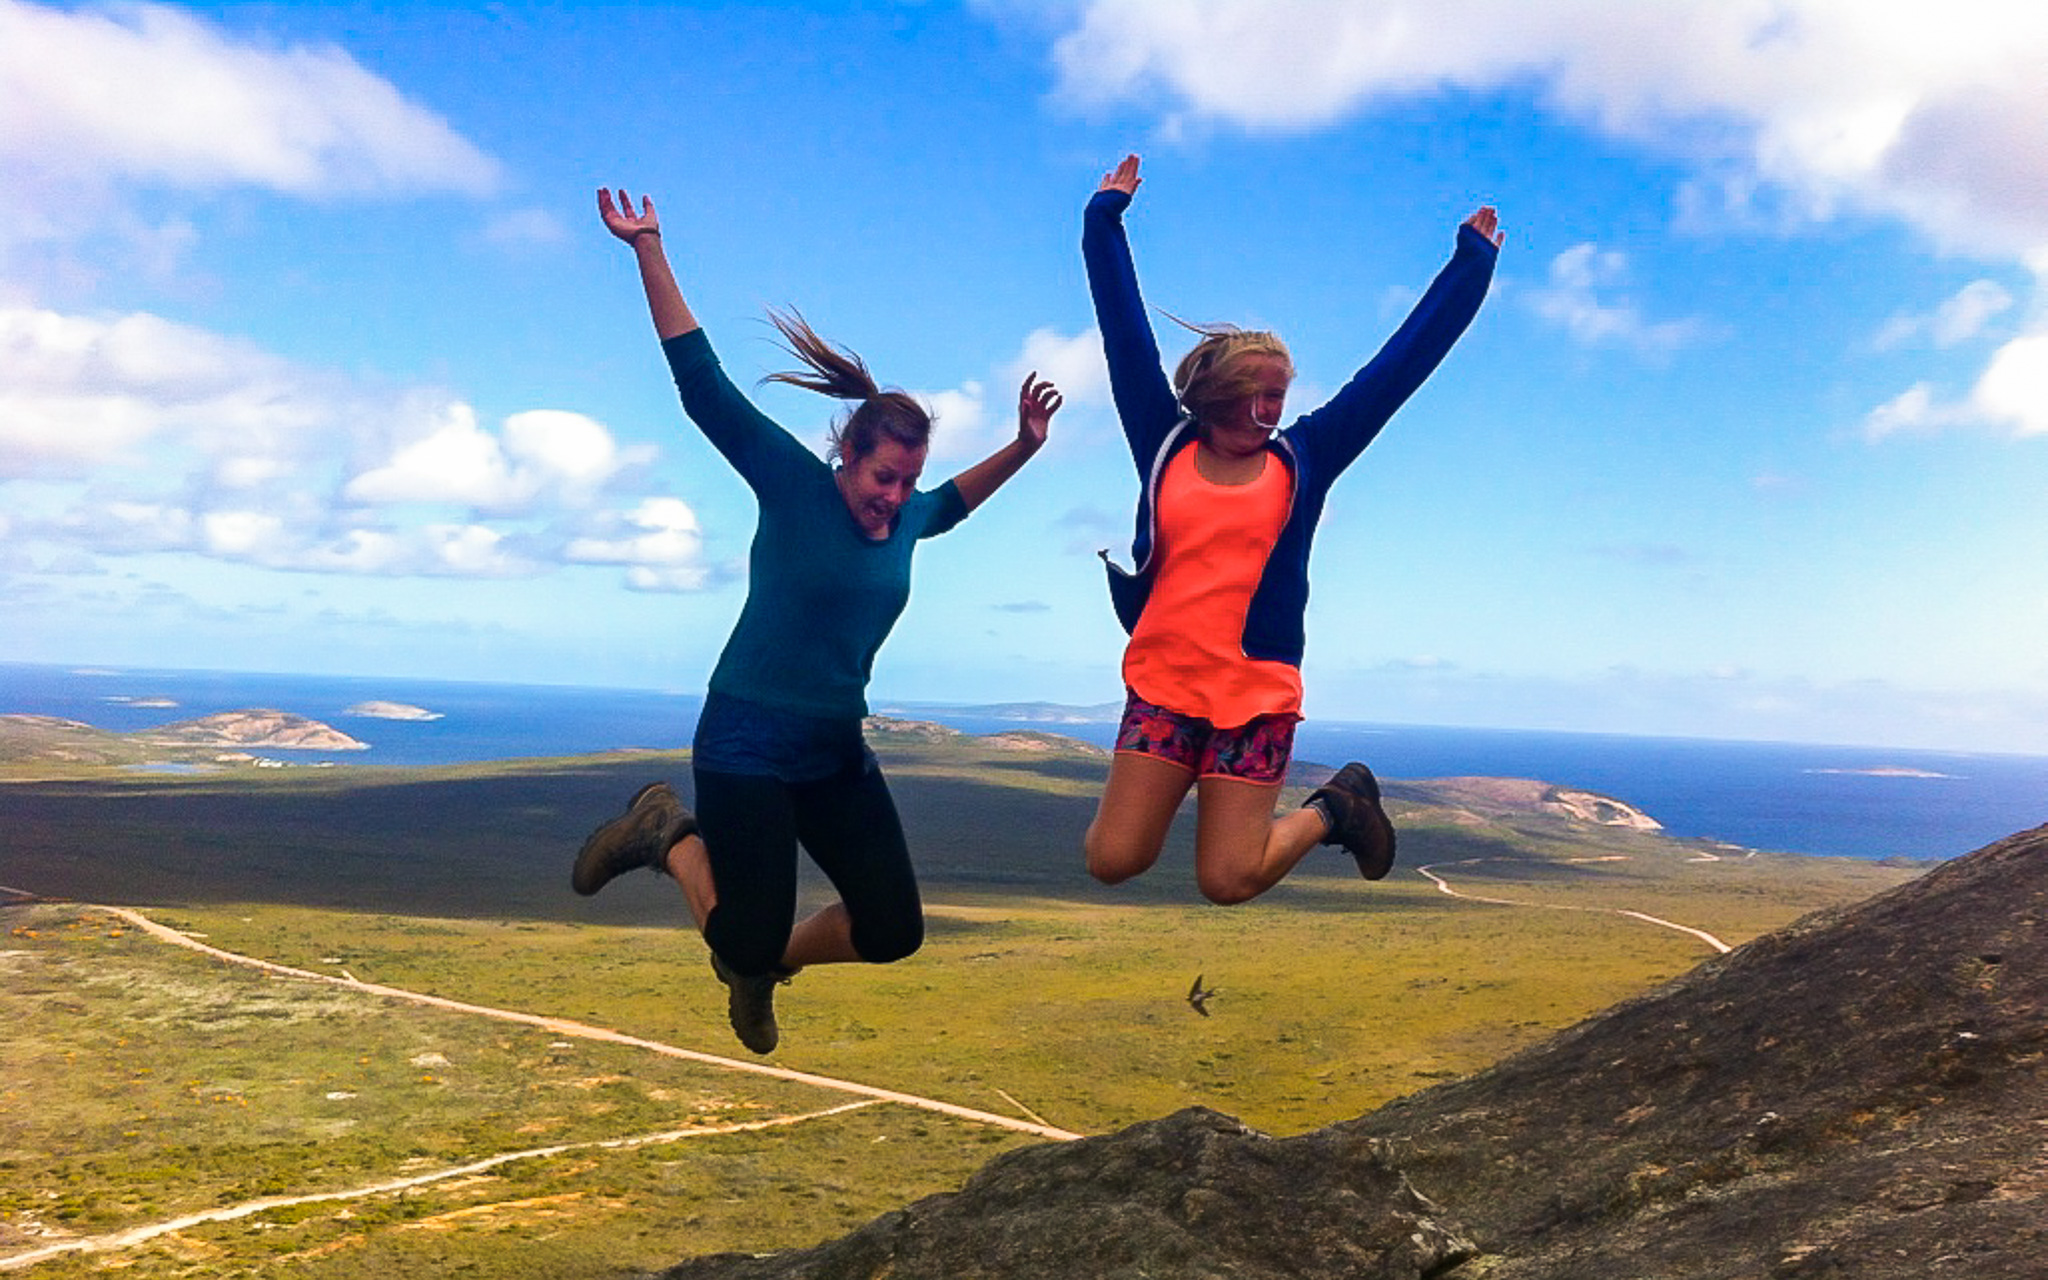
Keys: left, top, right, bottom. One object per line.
{"left": 99, "top": 904, "right": 1083, "bottom": 1139}
{"left": 1, "top": 900, "right": 1080, "bottom": 1272}
{"left": 1414, "top": 859, "right": 1733, "bottom": 953}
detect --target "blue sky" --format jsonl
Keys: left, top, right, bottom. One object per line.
{"left": 4, "top": 0, "right": 2046, "bottom": 754}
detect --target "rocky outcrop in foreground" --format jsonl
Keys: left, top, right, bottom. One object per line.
{"left": 671, "top": 1109, "right": 1472, "bottom": 1280}
{"left": 663, "top": 823, "right": 2048, "bottom": 1279}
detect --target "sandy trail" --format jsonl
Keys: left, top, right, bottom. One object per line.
{"left": 1414, "top": 860, "right": 1733, "bottom": 954}
{"left": 0, "top": 1101, "right": 880, "bottom": 1272}
{"left": 2, "top": 899, "right": 1080, "bottom": 1271}
{"left": 94, "top": 905, "right": 1082, "bottom": 1138}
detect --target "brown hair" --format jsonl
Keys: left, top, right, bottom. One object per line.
{"left": 763, "top": 308, "right": 932, "bottom": 464}
{"left": 1168, "top": 320, "right": 1295, "bottom": 429}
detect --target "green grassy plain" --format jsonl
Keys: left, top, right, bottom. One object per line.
{"left": 0, "top": 732, "right": 1919, "bottom": 1276}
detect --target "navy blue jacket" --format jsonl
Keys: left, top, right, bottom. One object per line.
{"left": 1083, "top": 187, "right": 1498, "bottom": 668}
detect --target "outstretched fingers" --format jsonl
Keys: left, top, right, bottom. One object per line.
{"left": 598, "top": 187, "right": 660, "bottom": 242}
{"left": 1099, "top": 153, "right": 1143, "bottom": 196}
{"left": 1464, "top": 204, "right": 1504, "bottom": 247}
{"left": 1018, "top": 371, "right": 1063, "bottom": 447}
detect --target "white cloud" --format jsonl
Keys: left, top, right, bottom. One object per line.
{"left": 1972, "top": 331, "right": 2048, "bottom": 437}
{"left": 2, "top": 297, "right": 674, "bottom": 583}
{"left": 1873, "top": 279, "right": 2016, "bottom": 350}
{"left": 0, "top": 0, "right": 501, "bottom": 282}
{"left": 1865, "top": 329, "right": 2048, "bottom": 440}
{"left": 344, "top": 405, "right": 643, "bottom": 512}
{"left": 564, "top": 497, "right": 710, "bottom": 592}
{"left": 1048, "top": 0, "right": 1511, "bottom": 132}
{"left": 912, "top": 327, "right": 1117, "bottom": 466}
{"left": 0, "top": 0, "right": 500, "bottom": 197}
{"left": 1862, "top": 382, "right": 1966, "bottom": 440}
{"left": 1059, "top": 3, "right": 2048, "bottom": 454}
{"left": 1044, "top": 1, "right": 2048, "bottom": 259}
{"left": 98, "top": 500, "right": 196, "bottom": 551}
{"left": 0, "top": 302, "right": 327, "bottom": 479}
{"left": 919, "top": 382, "right": 992, "bottom": 464}
{"left": 1006, "top": 326, "right": 1112, "bottom": 408}
{"left": 1526, "top": 244, "right": 1710, "bottom": 357}
{"left": 300, "top": 528, "right": 406, "bottom": 575}
{"left": 426, "top": 524, "right": 527, "bottom": 577}
{"left": 200, "top": 510, "right": 287, "bottom": 558}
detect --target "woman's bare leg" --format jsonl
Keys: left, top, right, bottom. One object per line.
{"left": 1085, "top": 752, "right": 1198, "bottom": 884}
{"left": 1190, "top": 777, "right": 1330, "bottom": 905}
{"left": 781, "top": 903, "right": 862, "bottom": 968}
{"left": 663, "top": 836, "right": 862, "bottom": 969}
{"left": 662, "top": 833, "right": 717, "bottom": 930}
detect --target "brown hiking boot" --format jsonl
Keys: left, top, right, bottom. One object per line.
{"left": 571, "top": 782, "right": 695, "bottom": 896}
{"left": 1306, "top": 761, "right": 1398, "bottom": 880}
{"left": 710, "top": 952, "right": 789, "bottom": 1055}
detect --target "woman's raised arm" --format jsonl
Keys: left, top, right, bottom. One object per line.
{"left": 950, "top": 373, "right": 1061, "bottom": 513}
{"left": 599, "top": 187, "right": 700, "bottom": 341}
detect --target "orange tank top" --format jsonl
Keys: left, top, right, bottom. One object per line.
{"left": 1122, "top": 447, "right": 1304, "bottom": 728}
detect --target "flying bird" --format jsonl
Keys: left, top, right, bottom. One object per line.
{"left": 1186, "top": 972, "right": 1217, "bottom": 1017}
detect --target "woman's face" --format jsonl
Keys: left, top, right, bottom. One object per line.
{"left": 838, "top": 437, "right": 928, "bottom": 539}
{"left": 1203, "top": 354, "right": 1292, "bottom": 456}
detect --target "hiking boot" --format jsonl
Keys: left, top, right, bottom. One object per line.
{"left": 1306, "top": 761, "right": 1397, "bottom": 881}
{"left": 571, "top": 782, "right": 696, "bottom": 896}
{"left": 710, "top": 952, "right": 789, "bottom": 1055}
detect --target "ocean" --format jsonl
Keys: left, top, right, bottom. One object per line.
{"left": 4, "top": 662, "right": 2043, "bottom": 863}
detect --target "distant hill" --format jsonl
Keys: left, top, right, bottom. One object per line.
{"left": 1387, "top": 775, "right": 1662, "bottom": 832}
{"left": 0, "top": 714, "right": 155, "bottom": 768}
{"left": 659, "top": 821, "right": 2048, "bottom": 1279}
{"left": 142, "top": 709, "right": 366, "bottom": 751}
{"left": 0, "top": 708, "right": 361, "bottom": 770}
{"left": 873, "top": 699, "right": 1125, "bottom": 724}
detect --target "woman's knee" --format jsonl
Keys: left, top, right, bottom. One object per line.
{"left": 851, "top": 910, "right": 923, "bottom": 965}
{"left": 1196, "top": 872, "right": 1265, "bottom": 906}
{"left": 1084, "top": 823, "right": 1158, "bottom": 885}
{"left": 1194, "top": 859, "right": 1275, "bottom": 906}
{"left": 704, "top": 906, "right": 793, "bottom": 978}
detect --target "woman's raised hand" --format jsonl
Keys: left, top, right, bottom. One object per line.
{"left": 1098, "top": 154, "right": 1143, "bottom": 197}
{"left": 1018, "top": 372, "right": 1063, "bottom": 451}
{"left": 598, "top": 187, "right": 698, "bottom": 339}
{"left": 599, "top": 187, "right": 661, "bottom": 244}
{"left": 1464, "top": 205, "right": 1504, "bottom": 248}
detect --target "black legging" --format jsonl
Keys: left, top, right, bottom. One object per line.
{"left": 692, "top": 757, "right": 924, "bottom": 978}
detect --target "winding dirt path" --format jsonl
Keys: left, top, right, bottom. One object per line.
{"left": 0, "top": 1101, "right": 881, "bottom": 1272}
{"left": 1414, "top": 859, "right": 1733, "bottom": 954}
{"left": 2, "top": 899, "right": 1081, "bottom": 1271}
{"left": 97, "top": 905, "right": 1082, "bottom": 1140}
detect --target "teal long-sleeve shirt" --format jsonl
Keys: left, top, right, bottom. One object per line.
{"left": 663, "top": 329, "right": 967, "bottom": 719}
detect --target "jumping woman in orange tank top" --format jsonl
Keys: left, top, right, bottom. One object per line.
{"left": 1081, "top": 154, "right": 1503, "bottom": 904}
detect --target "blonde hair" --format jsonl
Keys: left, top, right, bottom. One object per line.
{"left": 1169, "top": 321, "right": 1295, "bottom": 429}
{"left": 763, "top": 308, "right": 932, "bottom": 464}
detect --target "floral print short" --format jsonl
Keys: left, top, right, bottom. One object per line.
{"left": 1113, "top": 688, "right": 1298, "bottom": 784}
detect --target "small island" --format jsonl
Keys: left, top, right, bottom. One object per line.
{"left": 344, "top": 700, "right": 444, "bottom": 722}
{"left": 1806, "top": 765, "right": 1954, "bottom": 780}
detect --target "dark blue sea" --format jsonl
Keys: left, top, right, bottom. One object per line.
{"left": 4, "top": 662, "right": 2043, "bottom": 863}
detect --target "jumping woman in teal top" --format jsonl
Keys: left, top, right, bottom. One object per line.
{"left": 573, "top": 187, "right": 1062, "bottom": 1055}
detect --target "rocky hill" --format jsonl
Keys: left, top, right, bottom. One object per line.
{"left": 1388, "top": 775, "right": 1663, "bottom": 831}
{"left": 0, "top": 715, "right": 152, "bottom": 768}
{"left": 141, "top": 709, "right": 366, "bottom": 751}
{"left": 0, "top": 709, "right": 364, "bottom": 769}
{"left": 660, "top": 822, "right": 2048, "bottom": 1279}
